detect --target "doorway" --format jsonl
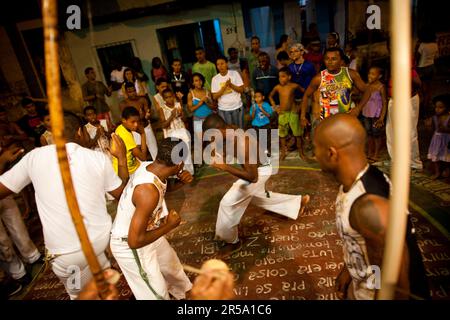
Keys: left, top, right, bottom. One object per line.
{"left": 157, "top": 19, "right": 224, "bottom": 74}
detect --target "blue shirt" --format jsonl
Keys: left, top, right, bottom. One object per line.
{"left": 250, "top": 102, "right": 273, "bottom": 127}
{"left": 192, "top": 91, "right": 213, "bottom": 118}
{"left": 288, "top": 61, "right": 316, "bottom": 99}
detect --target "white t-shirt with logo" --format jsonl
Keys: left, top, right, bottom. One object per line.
{"left": 0, "top": 143, "right": 122, "bottom": 254}
{"left": 211, "top": 70, "right": 243, "bottom": 111}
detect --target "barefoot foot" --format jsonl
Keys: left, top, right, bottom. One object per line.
{"left": 299, "top": 195, "right": 310, "bottom": 215}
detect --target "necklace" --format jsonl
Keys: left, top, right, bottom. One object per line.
{"left": 173, "top": 72, "right": 183, "bottom": 81}
{"left": 293, "top": 62, "right": 303, "bottom": 75}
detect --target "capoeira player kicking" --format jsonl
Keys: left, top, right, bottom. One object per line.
{"left": 110, "top": 138, "right": 193, "bottom": 300}
{"left": 202, "top": 114, "right": 310, "bottom": 249}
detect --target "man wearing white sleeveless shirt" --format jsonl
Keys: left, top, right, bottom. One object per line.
{"left": 110, "top": 138, "right": 193, "bottom": 300}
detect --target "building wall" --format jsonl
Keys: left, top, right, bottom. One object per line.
{"left": 283, "top": 1, "right": 303, "bottom": 43}
{"left": 348, "top": 0, "right": 389, "bottom": 40}
{"left": 64, "top": 2, "right": 246, "bottom": 97}
{"left": 0, "top": 26, "right": 28, "bottom": 96}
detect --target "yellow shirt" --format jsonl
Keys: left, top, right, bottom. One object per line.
{"left": 112, "top": 124, "right": 140, "bottom": 174}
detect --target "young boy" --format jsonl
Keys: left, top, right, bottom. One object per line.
{"left": 110, "top": 138, "right": 193, "bottom": 300}
{"left": 39, "top": 112, "right": 53, "bottom": 146}
{"left": 276, "top": 51, "right": 291, "bottom": 69}
{"left": 113, "top": 107, "right": 148, "bottom": 175}
{"left": 269, "top": 67, "right": 305, "bottom": 160}
{"left": 120, "top": 84, "right": 158, "bottom": 161}
{"left": 82, "top": 106, "right": 110, "bottom": 153}
{"left": 158, "top": 89, "right": 193, "bottom": 175}
{"left": 192, "top": 47, "right": 217, "bottom": 91}
{"left": 151, "top": 78, "right": 169, "bottom": 113}
{"left": 169, "top": 59, "right": 190, "bottom": 105}
{"left": 250, "top": 90, "right": 273, "bottom": 154}
{"left": 169, "top": 58, "right": 191, "bottom": 132}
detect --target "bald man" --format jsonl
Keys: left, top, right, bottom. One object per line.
{"left": 203, "top": 114, "right": 310, "bottom": 251}
{"left": 313, "top": 114, "right": 429, "bottom": 300}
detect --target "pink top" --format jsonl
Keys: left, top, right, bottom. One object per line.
{"left": 362, "top": 90, "right": 382, "bottom": 118}
{"left": 152, "top": 67, "right": 168, "bottom": 82}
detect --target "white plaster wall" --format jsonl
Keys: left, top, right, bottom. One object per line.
{"left": 64, "top": 2, "right": 246, "bottom": 92}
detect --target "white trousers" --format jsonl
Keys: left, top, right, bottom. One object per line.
{"left": 216, "top": 165, "right": 302, "bottom": 243}
{"left": 50, "top": 234, "right": 110, "bottom": 300}
{"left": 0, "top": 196, "right": 40, "bottom": 279}
{"left": 145, "top": 124, "right": 158, "bottom": 161}
{"left": 386, "top": 94, "right": 423, "bottom": 169}
{"left": 110, "top": 236, "right": 192, "bottom": 300}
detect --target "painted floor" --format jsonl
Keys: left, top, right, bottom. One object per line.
{"left": 11, "top": 152, "right": 449, "bottom": 300}
{"left": 7, "top": 73, "right": 450, "bottom": 300}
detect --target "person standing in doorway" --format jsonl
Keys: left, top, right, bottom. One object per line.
{"left": 192, "top": 47, "right": 217, "bottom": 91}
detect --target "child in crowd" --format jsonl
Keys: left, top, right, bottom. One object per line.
{"left": 187, "top": 73, "right": 214, "bottom": 143}
{"left": 360, "top": 66, "right": 387, "bottom": 162}
{"left": 113, "top": 107, "right": 148, "bottom": 175}
{"left": 269, "top": 67, "right": 305, "bottom": 160}
{"left": 82, "top": 106, "right": 110, "bottom": 154}
{"left": 0, "top": 107, "right": 29, "bottom": 149}
{"left": 152, "top": 78, "right": 169, "bottom": 112}
{"left": 151, "top": 57, "right": 168, "bottom": 84}
{"left": 159, "top": 89, "right": 194, "bottom": 175}
{"left": 427, "top": 95, "right": 450, "bottom": 179}
{"left": 304, "top": 39, "right": 323, "bottom": 73}
{"left": 250, "top": 90, "right": 273, "bottom": 154}
{"left": 121, "top": 68, "right": 148, "bottom": 99}
{"left": 276, "top": 51, "right": 291, "bottom": 69}
{"left": 39, "top": 112, "right": 53, "bottom": 146}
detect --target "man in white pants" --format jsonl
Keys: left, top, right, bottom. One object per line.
{"left": 203, "top": 114, "right": 310, "bottom": 247}
{"left": 110, "top": 138, "right": 193, "bottom": 300}
{"left": 0, "top": 146, "right": 41, "bottom": 295}
{"left": 0, "top": 113, "right": 130, "bottom": 299}
{"left": 385, "top": 71, "right": 423, "bottom": 170}
{"left": 0, "top": 197, "right": 41, "bottom": 282}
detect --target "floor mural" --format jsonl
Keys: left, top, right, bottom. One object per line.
{"left": 16, "top": 166, "right": 449, "bottom": 300}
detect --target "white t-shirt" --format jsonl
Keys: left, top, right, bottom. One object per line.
{"left": 211, "top": 70, "right": 243, "bottom": 111}
{"left": 0, "top": 143, "right": 122, "bottom": 254}
{"left": 110, "top": 67, "right": 127, "bottom": 88}
{"left": 417, "top": 42, "right": 439, "bottom": 68}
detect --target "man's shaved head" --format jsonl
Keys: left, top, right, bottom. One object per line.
{"left": 315, "top": 113, "right": 366, "bottom": 150}
{"left": 313, "top": 114, "right": 367, "bottom": 174}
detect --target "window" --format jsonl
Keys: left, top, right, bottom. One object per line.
{"left": 96, "top": 41, "right": 136, "bottom": 83}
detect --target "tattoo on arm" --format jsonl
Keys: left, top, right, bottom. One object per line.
{"left": 349, "top": 196, "right": 384, "bottom": 236}
{"left": 349, "top": 195, "right": 388, "bottom": 266}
